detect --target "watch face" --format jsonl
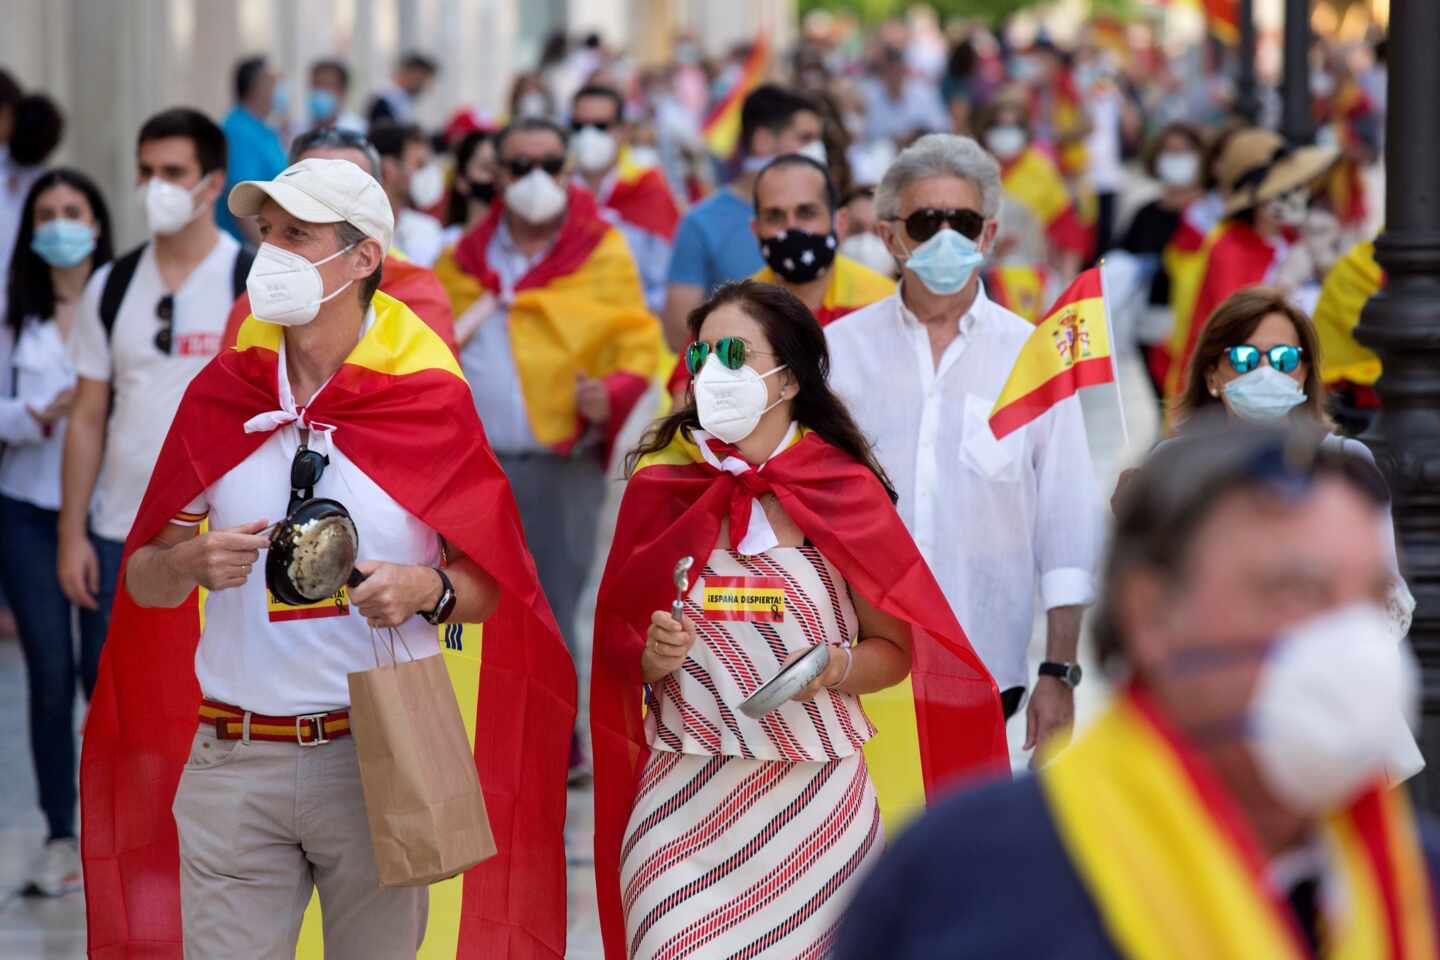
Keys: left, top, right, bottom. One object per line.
{"left": 1067, "top": 663, "right": 1083, "bottom": 688}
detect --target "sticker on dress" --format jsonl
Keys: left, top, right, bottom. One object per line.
{"left": 267, "top": 585, "right": 350, "bottom": 622}
{"left": 702, "top": 576, "right": 786, "bottom": 622}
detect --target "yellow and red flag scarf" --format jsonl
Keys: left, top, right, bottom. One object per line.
{"left": 1316, "top": 239, "right": 1384, "bottom": 387}
{"left": 1044, "top": 686, "right": 1438, "bottom": 959}
{"left": 604, "top": 159, "right": 681, "bottom": 241}
{"left": 702, "top": 37, "right": 770, "bottom": 160}
{"left": 989, "top": 267, "right": 1114, "bottom": 439}
{"left": 80, "top": 293, "right": 577, "bottom": 959}
{"left": 590, "top": 429, "right": 1008, "bottom": 958}
{"left": 433, "top": 185, "right": 662, "bottom": 458}
{"left": 986, "top": 264, "right": 1051, "bottom": 325}
{"left": 1003, "top": 146, "right": 1093, "bottom": 261}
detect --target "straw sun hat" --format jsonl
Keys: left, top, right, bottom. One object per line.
{"left": 1218, "top": 127, "right": 1339, "bottom": 218}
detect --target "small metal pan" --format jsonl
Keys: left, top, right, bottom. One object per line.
{"left": 737, "top": 645, "right": 832, "bottom": 719}
{"left": 265, "top": 497, "right": 367, "bottom": 605}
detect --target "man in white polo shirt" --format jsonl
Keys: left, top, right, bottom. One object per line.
{"left": 82, "top": 158, "right": 577, "bottom": 957}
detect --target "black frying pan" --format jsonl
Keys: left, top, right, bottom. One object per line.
{"left": 265, "top": 498, "right": 367, "bottom": 605}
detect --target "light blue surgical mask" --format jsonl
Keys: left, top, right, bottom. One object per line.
{"left": 271, "top": 86, "right": 290, "bottom": 119}
{"left": 902, "top": 227, "right": 985, "bottom": 296}
{"left": 31, "top": 219, "right": 97, "bottom": 268}
{"left": 308, "top": 89, "right": 338, "bottom": 123}
{"left": 1223, "top": 366, "right": 1307, "bottom": 421}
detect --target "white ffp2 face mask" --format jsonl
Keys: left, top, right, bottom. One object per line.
{"left": 572, "top": 125, "right": 619, "bottom": 174}
{"left": 139, "top": 177, "right": 208, "bottom": 236}
{"left": 694, "top": 354, "right": 789, "bottom": 445}
{"left": 408, "top": 161, "right": 446, "bottom": 209}
{"left": 245, "top": 241, "right": 358, "bottom": 327}
{"left": 1249, "top": 603, "right": 1419, "bottom": 814}
{"left": 504, "top": 168, "right": 568, "bottom": 224}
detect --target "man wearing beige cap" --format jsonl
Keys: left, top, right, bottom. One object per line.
{"left": 82, "top": 156, "right": 550, "bottom": 957}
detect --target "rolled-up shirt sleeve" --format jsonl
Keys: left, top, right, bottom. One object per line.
{"left": 1031, "top": 394, "right": 1103, "bottom": 610}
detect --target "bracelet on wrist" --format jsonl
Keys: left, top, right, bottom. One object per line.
{"left": 825, "top": 644, "right": 855, "bottom": 689}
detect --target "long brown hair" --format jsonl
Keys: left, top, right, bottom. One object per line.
{"left": 1172, "top": 286, "right": 1331, "bottom": 429}
{"left": 627, "top": 280, "right": 898, "bottom": 502}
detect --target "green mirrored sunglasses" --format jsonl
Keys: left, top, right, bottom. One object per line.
{"left": 685, "top": 337, "right": 753, "bottom": 375}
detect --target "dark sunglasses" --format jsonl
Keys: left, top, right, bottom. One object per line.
{"left": 890, "top": 207, "right": 986, "bottom": 243}
{"left": 571, "top": 120, "right": 614, "bottom": 133}
{"left": 684, "top": 337, "right": 774, "bottom": 375}
{"left": 154, "top": 294, "right": 174, "bottom": 354}
{"left": 503, "top": 156, "right": 565, "bottom": 178}
{"left": 288, "top": 443, "right": 329, "bottom": 514}
{"left": 1226, "top": 343, "right": 1304, "bottom": 375}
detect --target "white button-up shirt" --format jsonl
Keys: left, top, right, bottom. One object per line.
{"left": 825, "top": 284, "right": 1103, "bottom": 692}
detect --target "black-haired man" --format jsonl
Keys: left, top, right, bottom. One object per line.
{"left": 218, "top": 56, "right": 287, "bottom": 241}
{"left": 307, "top": 58, "right": 365, "bottom": 133}
{"left": 369, "top": 121, "right": 446, "bottom": 266}
{"left": 0, "top": 89, "right": 65, "bottom": 278}
{"left": 368, "top": 51, "right": 439, "bottom": 127}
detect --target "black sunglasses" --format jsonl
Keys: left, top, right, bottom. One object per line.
{"left": 154, "top": 295, "right": 174, "bottom": 354}
{"left": 288, "top": 443, "right": 329, "bottom": 514}
{"left": 889, "top": 207, "right": 986, "bottom": 243}
{"left": 1226, "top": 343, "right": 1304, "bottom": 375}
{"left": 503, "top": 156, "right": 565, "bottom": 178}
{"left": 571, "top": 120, "right": 613, "bottom": 133}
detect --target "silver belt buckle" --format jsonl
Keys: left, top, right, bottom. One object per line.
{"left": 296, "top": 713, "right": 330, "bottom": 746}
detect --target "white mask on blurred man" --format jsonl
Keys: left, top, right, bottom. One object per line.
{"left": 573, "top": 125, "right": 619, "bottom": 174}
{"left": 505, "top": 168, "right": 568, "bottom": 224}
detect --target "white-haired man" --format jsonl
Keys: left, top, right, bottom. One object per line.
{"left": 825, "top": 133, "right": 1103, "bottom": 766}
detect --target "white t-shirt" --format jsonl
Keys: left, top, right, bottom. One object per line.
{"left": 178, "top": 325, "right": 443, "bottom": 715}
{"left": 0, "top": 317, "right": 77, "bottom": 510}
{"left": 68, "top": 233, "right": 241, "bottom": 542}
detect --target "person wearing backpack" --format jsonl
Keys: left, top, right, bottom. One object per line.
{"left": 58, "top": 109, "right": 252, "bottom": 633}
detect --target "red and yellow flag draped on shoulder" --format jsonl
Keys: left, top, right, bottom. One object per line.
{"left": 80, "top": 292, "right": 577, "bottom": 959}
{"left": 604, "top": 158, "right": 681, "bottom": 241}
{"left": 433, "top": 185, "right": 662, "bottom": 461}
{"left": 589, "top": 428, "right": 1008, "bottom": 958}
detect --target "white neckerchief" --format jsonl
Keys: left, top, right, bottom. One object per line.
{"left": 694, "top": 422, "right": 798, "bottom": 556}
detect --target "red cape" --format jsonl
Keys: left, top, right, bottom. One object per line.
{"left": 80, "top": 302, "right": 576, "bottom": 958}
{"left": 589, "top": 431, "right": 1008, "bottom": 958}
{"left": 1176, "top": 220, "right": 1277, "bottom": 390}
{"left": 604, "top": 168, "right": 680, "bottom": 241}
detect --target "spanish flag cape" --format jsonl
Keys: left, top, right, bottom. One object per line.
{"left": 1315, "top": 239, "right": 1384, "bottom": 387}
{"left": 1043, "top": 685, "right": 1438, "bottom": 959}
{"left": 1148, "top": 204, "right": 1213, "bottom": 394}
{"left": 590, "top": 427, "right": 1008, "bottom": 958}
{"left": 80, "top": 293, "right": 578, "bottom": 959}
{"left": 1165, "top": 219, "right": 1277, "bottom": 401}
{"left": 222, "top": 248, "right": 459, "bottom": 355}
{"left": 1002, "top": 146, "right": 1093, "bottom": 261}
{"left": 986, "top": 264, "right": 1051, "bottom": 325}
{"left": 433, "top": 185, "right": 662, "bottom": 457}
{"left": 601, "top": 156, "right": 681, "bottom": 241}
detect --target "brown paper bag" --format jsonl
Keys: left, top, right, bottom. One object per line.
{"left": 348, "top": 632, "right": 496, "bottom": 887}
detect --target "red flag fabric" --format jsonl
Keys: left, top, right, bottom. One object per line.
{"left": 450, "top": 184, "right": 610, "bottom": 295}
{"left": 589, "top": 429, "right": 1008, "bottom": 958}
{"left": 80, "top": 293, "right": 576, "bottom": 958}
{"left": 1171, "top": 220, "right": 1277, "bottom": 399}
{"left": 604, "top": 167, "right": 681, "bottom": 241}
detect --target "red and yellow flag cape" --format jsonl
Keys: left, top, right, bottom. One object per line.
{"left": 1316, "top": 239, "right": 1384, "bottom": 388}
{"left": 1165, "top": 219, "right": 1277, "bottom": 401}
{"left": 1146, "top": 208, "right": 1211, "bottom": 395}
{"left": 589, "top": 428, "right": 1008, "bottom": 958}
{"left": 434, "top": 186, "right": 662, "bottom": 458}
{"left": 80, "top": 293, "right": 577, "bottom": 959}
{"left": 702, "top": 37, "right": 770, "bottom": 159}
{"left": 225, "top": 250, "right": 459, "bottom": 356}
{"left": 1003, "top": 147, "right": 1093, "bottom": 261}
{"left": 1044, "top": 685, "right": 1437, "bottom": 959}
{"left": 605, "top": 158, "right": 681, "bottom": 241}
{"left": 986, "top": 264, "right": 1051, "bottom": 325}
{"left": 989, "top": 267, "right": 1114, "bottom": 439}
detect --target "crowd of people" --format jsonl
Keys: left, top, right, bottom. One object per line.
{"left": 0, "top": 8, "right": 1431, "bottom": 959}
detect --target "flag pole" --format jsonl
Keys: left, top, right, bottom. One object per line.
{"left": 1098, "top": 259, "right": 1131, "bottom": 451}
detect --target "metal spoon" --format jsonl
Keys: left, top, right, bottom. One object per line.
{"left": 672, "top": 556, "right": 694, "bottom": 624}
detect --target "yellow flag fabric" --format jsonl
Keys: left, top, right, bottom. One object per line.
{"left": 1003, "top": 147, "right": 1073, "bottom": 229}
{"left": 751, "top": 254, "right": 896, "bottom": 326}
{"left": 1315, "top": 240, "right": 1384, "bottom": 386}
{"left": 989, "top": 267, "right": 1113, "bottom": 439}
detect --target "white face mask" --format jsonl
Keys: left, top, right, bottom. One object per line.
{"left": 139, "top": 177, "right": 208, "bottom": 236}
{"left": 504, "top": 168, "right": 568, "bottom": 224}
{"left": 1156, "top": 151, "right": 1201, "bottom": 188}
{"left": 796, "top": 138, "right": 828, "bottom": 167}
{"left": 245, "top": 241, "right": 358, "bottom": 327}
{"left": 694, "top": 353, "right": 789, "bottom": 445}
{"left": 985, "top": 125, "right": 1027, "bottom": 161}
{"left": 408, "top": 161, "right": 446, "bottom": 209}
{"left": 1263, "top": 189, "right": 1310, "bottom": 228}
{"left": 838, "top": 231, "right": 897, "bottom": 276}
{"left": 1250, "top": 604, "right": 1419, "bottom": 814}
{"left": 572, "top": 125, "right": 619, "bottom": 174}
{"left": 517, "top": 91, "right": 550, "bottom": 119}
{"left": 627, "top": 145, "right": 661, "bottom": 169}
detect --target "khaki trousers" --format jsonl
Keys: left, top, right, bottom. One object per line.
{"left": 172, "top": 724, "right": 427, "bottom": 959}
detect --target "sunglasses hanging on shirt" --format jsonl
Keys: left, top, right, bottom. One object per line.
{"left": 154, "top": 294, "right": 174, "bottom": 354}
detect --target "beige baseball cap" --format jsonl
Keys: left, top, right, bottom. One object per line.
{"left": 228, "top": 157, "right": 394, "bottom": 251}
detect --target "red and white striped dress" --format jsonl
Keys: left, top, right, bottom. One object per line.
{"left": 621, "top": 547, "right": 884, "bottom": 959}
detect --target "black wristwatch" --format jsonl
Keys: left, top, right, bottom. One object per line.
{"left": 422, "top": 567, "right": 456, "bottom": 625}
{"left": 1039, "top": 661, "right": 1083, "bottom": 689}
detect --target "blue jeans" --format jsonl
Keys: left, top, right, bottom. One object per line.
{"left": 0, "top": 494, "right": 123, "bottom": 840}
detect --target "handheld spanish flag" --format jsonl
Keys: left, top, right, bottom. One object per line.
{"left": 701, "top": 37, "right": 770, "bottom": 159}
{"left": 989, "top": 266, "right": 1118, "bottom": 440}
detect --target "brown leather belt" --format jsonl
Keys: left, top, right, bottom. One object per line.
{"left": 199, "top": 698, "right": 351, "bottom": 746}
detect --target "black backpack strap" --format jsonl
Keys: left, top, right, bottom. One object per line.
{"left": 231, "top": 245, "right": 256, "bottom": 299}
{"left": 99, "top": 245, "right": 147, "bottom": 341}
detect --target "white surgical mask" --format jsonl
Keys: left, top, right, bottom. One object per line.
{"left": 572, "top": 125, "right": 619, "bottom": 173}
{"left": 1263, "top": 189, "right": 1310, "bottom": 229}
{"left": 1223, "top": 366, "right": 1307, "bottom": 422}
{"left": 139, "top": 177, "right": 208, "bottom": 236}
{"left": 985, "top": 125, "right": 1027, "bottom": 161}
{"left": 517, "top": 91, "right": 550, "bottom": 119}
{"left": 245, "top": 241, "right": 358, "bottom": 327}
{"left": 1156, "top": 151, "right": 1200, "bottom": 188}
{"left": 838, "top": 232, "right": 896, "bottom": 276}
{"left": 408, "top": 161, "right": 446, "bottom": 209}
{"left": 694, "top": 353, "right": 789, "bottom": 444}
{"left": 796, "top": 139, "right": 828, "bottom": 167}
{"left": 1250, "top": 604, "right": 1418, "bottom": 814}
{"left": 504, "top": 168, "right": 568, "bottom": 224}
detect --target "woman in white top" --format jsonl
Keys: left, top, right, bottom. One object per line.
{"left": 0, "top": 168, "right": 114, "bottom": 896}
